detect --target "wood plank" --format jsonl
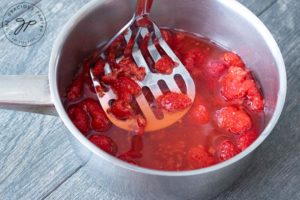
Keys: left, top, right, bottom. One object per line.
{"left": 0, "top": 0, "right": 91, "bottom": 199}
{"left": 0, "top": 112, "right": 84, "bottom": 200}
{"left": 238, "top": 0, "right": 277, "bottom": 16}
{"left": 44, "top": 167, "right": 122, "bottom": 200}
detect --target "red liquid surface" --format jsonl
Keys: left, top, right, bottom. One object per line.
{"left": 65, "top": 29, "right": 265, "bottom": 171}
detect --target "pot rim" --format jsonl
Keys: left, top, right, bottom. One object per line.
{"left": 49, "top": 0, "right": 286, "bottom": 176}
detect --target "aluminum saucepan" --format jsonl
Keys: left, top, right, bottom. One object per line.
{"left": 0, "top": 0, "right": 286, "bottom": 199}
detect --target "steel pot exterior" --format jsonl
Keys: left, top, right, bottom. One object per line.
{"left": 0, "top": 0, "right": 285, "bottom": 200}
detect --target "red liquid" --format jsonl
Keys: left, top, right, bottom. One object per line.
{"left": 65, "top": 29, "right": 265, "bottom": 171}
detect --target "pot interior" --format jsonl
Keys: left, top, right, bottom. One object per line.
{"left": 56, "top": 0, "right": 280, "bottom": 137}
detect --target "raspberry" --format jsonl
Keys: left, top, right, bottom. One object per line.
{"left": 205, "top": 60, "right": 226, "bottom": 77}
{"left": 216, "top": 106, "right": 252, "bottom": 134}
{"left": 156, "top": 92, "right": 192, "bottom": 112}
{"left": 188, "top": 104, "right": 210, "bottom": 124}
{"left": 222, "top": 52, "right": 245, "bottom": 68}
{"left": 161, "top": 29, "right": 174, "bottom": 47}
{"left": 108, "top": 76, "right": 142, "bottom": 120}
{"left": 95, "top": 85, "right": 105, "bottom": 97}
{"left": 111, "top": 76, "right": 142, "bottom": 102}
{"left": 236, "top": 131, "right": 258, "bottom": 151}
{"left": 110, "top": 100, "right": 133, "bottom": 120}
{"left": 67, "top": 75, "right": 84, "bottom": 101}
{"left": 220, "top": 66, "right": 264, "bottom": 111}
{"left": 67, "top": 105, "right": 90, "bottom": 134}
{"left": 81, "top": 99, "right": 111, "bottom": 132}
{"left": 101, "top": 68, "right": 121, "bottom": 84}
{"left": 91, "top": 116, "right": 110, "bottom": 132}
{"left": 154, "top": 56, "right": 177, "bottom": 74}
{"left": 118, "top": 57, "right": 146, "bottom": 81}
{"left": 187, "top": 145, "right": 215, "bottom": 168}
{"left": 92, "top": 57, "right": 105, "bottom": 77}
{"left": 216, "top": 140, "right": 240, "bottom": 161}
{"left": 173, "top": 32, "right": 185, "bottom": 48}
{"left": 220, "top": 66, "right": 249, "bottom": 100}
{"left": 89, "top": 135, "right": 118, "bottom": 155}
{"left": 68, "top": 99, "right": 111, "bottom": 134}
{"left": 245, "top": 84, "right": 264, "bottom": 112}
{"left": 183, "top": 48, "right": 205, "bottom": 71}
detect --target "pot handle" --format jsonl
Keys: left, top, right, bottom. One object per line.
{"left": 0, "top": 75, "right": 57, "bottom": 115}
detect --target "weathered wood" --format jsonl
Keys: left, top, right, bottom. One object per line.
{"left": 0, "top": 0, "right": 91, "bottom": 199}
{"left": 238, "top": 0, "right": 277, "bottom": 16}
{"left": 45, "top": 167, "right": 123, "bottom": 200}
{"left": 0, "top": 112, "right": 84, "bottom": 200}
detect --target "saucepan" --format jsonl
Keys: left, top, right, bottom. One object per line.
{"left": 0, "top": 0, "right": 286, "bottom": 199}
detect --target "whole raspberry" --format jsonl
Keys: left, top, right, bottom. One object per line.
{"left": 67, "top": 75, "right": 84, "bottom": 101}
{"left": 245, "top": 84, "right": 264, "bottom": 112}
{"left": 220, "top": 66, "right": 249, "bottom": 101}
{"left": 188, "top": 104, "right": 210, "bottom": 124}
{"left": 216, "top": 106, "right": 252, "bottom": 134}
{"left": 216, "top": 140, "right": 240, "bottom": 161}
{"left": 161, "top": 29, "right": 174, "bottom": 47}
{"left": 205, "top": 60, "right": 226, "bottom": 78}
{"left": 67, "top": 105, "right": 90, "bottom": 134}
{"left": 92, "top": 57, "right": 106, "bottom": 76}
{"left": 89, "top": 135, "right": 118, "bottom": 156}
{"left": 183, "top": 48, "right": 205, "bottom": 71}
{"left": 155, "top": 56, "right": 177, "bottom": 74}
{"left": 222, "top": 51, "right": 245, "bottom": 68}
{"left": 236, "top": 131, "right": 258, "bottom": 151}
{"left": 187, "top": 145, "right": 215, "bottom": 168}
{"left": 156, "top": 92, "right": 192, "bottom": 112}
{"left": 110, "top": 100, "right": 133, "bottom": 120}
{"left": 81, "top": 99, "right": 111, "bottom": 132}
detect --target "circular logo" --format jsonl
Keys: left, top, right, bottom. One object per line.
{"left": 2, "top": 2, "right": 47, "bottom": 47}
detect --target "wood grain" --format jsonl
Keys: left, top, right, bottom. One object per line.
{"left": 0, "top": 112, "right": 83, "bottom": 200}
{"left": 0, "top": 0, "right": 91, "bottom": 199}
{"left": 238, "top": 0, "right": 277, "bottom": 15}
{"left": 0, "top": 0, "right": 299, "bottom": 200}
{"left": 45, "top": 167, "right": 123, "bottom": 200}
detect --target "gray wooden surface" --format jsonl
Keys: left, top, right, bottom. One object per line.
{"left": 0, "top": 0, "right": 299, "bottom": 199}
